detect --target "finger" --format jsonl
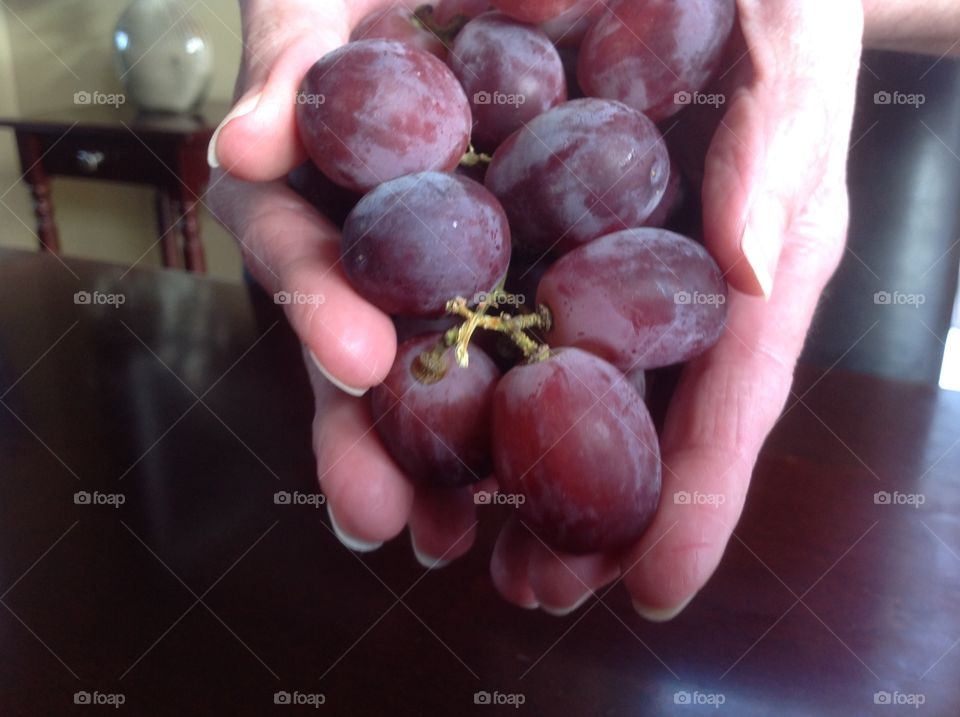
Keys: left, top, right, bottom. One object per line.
{"left": 702, "top": 0, "right": 864, "bottom": 296}
{"left": 408, "top": 485, "right": 478, "bottom": 569}
{"left": 208, "top": 172, "right": 396, "bottom": 393}
{"left": 527, "top": 541, "right": 620, "bottom": 617}
{"left": 209, "top": 1, "right": 352, "bottom": 180}
{"left": 623, "top": 171, "right": 851, "bottom": 619}
{"left": 308, "top": 359, "right": 415, "bottom": 549}
{"left": 490, "top": 515, "right": 539, "bottom": 609}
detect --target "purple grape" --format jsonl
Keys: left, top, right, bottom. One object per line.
{"left": 448, "top": 13, "right": 567, "bottom": 152}
{"left": 539, "top": 0, "right": 603, "bottom": 48}
{"left": 485, "top": 98, "right": 669, "bottom": 256}
{"left": 490, "top": 0, "right": 579, "bottom": 24}
{"left": 341, "top": 172, "right": 511, "bottom": 317}
{"left": 493, "top": 347, "right": 661, "bottom": 553}
{"left": 644, "top": 157, "right": 684, "bottom": 229}
{"left": 435, "top": 0, "right": 493, "bottom": 25}
{"left": 351, "top": 7, "right": 447, "bottom": 59}
{"left": 372, "top": 334, "right": 500, "bottom": 487}
{"left": 578, "top": 0, "right": 736, "bottom": 121}
{"left": 537, "top": 228, "right": 728, "bottom": 371}
{"left": 297, "top": 40, "right": 471, "bottom": 193}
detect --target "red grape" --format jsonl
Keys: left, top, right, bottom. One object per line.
{"left": 578, "top": 0, "right": 736, "bottom": 121}
{"left": 297, "top": 40, "right": 471, "bottom": 193}
{"left": 341, "top": 172, "right": 511, "bottom": 317}
{"left": 539, "top": 0, "right": 603, "bottom": 48}
{"left": 351, "top": 6, "right": 447, "bottom": 59}
{"left": 493, "top": 347, "right": 661, "bottom": 553}
{"left": 490, "top": 0, "right": 579, "bottom": 24}
{"left": 644, "top": 157, "right": 684, "bottom": 229}
{"left": 537, "top": 228, "right": 727, "bottom": 371}
{"left": 485, "top": 98, "right": 669, "bottom": 256}
{"left": 435, "top": 0, "right": 493, "bottom": 26}
{"left": 448, "top": 13, "right": 567, "bottom": 152}
{"left": 372, "top": 334, "right": 500, "bottom": 487}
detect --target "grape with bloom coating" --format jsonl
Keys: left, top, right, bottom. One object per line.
{"left": 491, "top": 0, "right": 579, "bottom": 24}
{"left": 372, "top": 334, "right": 500, "bottom": 488}
{"left": 351, "top": 6, "right": 447, "bottom": 59}
{"left": 578, "top": 0, "right": 736, "bottom": 122}
{"left": 297, "top": 40, "right": 471, "bottom": 193}
{"left": 644, "top": 157, "right": 684, "bottom": 229}
{"left": 485, "top": 98, "right": 669, "bottom": 256}
{"left": 435, "top": 0, "right": 492, "bottom": 25}
{"left": 341, "top": 172, "right": 511, "bottom": 317}
{"left": 537, "top": 228, "right": 728, "bottom": 371}
{"left": 539, "top": 0, "right": 603, "bottom": 48}
{"left": 493, "top": 348, "right": 661, "bottom": 554}
{"left": 449, "top": 13, "right": 567, "bottom": 152}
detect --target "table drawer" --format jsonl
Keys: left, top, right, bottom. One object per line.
{"left": 24, "top": 128, "right": 185, "bottom": 188}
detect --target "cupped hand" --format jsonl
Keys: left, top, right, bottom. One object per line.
{"left": 492, "top": 0, "right": 866, "bottom": 617}
{"left": 208, "top": 0, "right": 482, "bottom": 565}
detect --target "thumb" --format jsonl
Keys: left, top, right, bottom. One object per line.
{"left": 208, "top": 1, "right": 351, "bottom": 181}
{"left": 702, "top": 0, "right": 864, "bottom": 297}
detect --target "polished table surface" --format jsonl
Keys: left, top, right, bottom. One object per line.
{"left": 1, "top": 249, "right": 958, "bottom": 716}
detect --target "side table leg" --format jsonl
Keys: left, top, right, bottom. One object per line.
{"left": 179, "top": 193, "right": 206, "bottom": 274}
{"left": 155, "top": 189, "right": 181, "bottom": 269}
{"left": 16, "top": 133, "right": 60, "bottom": 253}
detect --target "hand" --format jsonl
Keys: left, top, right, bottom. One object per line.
{"left": 490, "top": 0, "right": 866, "bottom": 617}
{"left": 208, "top": 0, "right": 482, "bottom": 563}
{"left": 210, "top": 0, "right": 866, "bottom": 618}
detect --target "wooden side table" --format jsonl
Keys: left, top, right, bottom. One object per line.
{"left": 0, "top": 102, "right": 229, "bottom": 273}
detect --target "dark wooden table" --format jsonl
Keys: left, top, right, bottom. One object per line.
{"left": 0, "top": 103, "right": 229, "bottom": 273}
{"left": 1, "top": 249, "right": 958, "bottom": 716}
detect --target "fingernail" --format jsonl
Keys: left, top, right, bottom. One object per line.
{"left": 207, "top": 91, "right": 262, "bottom": 169}
{"left": 740, "top": 201, "right": 785, "bottom": 300}
{"left": 310, "top": 350, "right": 368, "bottom": 398}
{"left": 411, "top": 539, "right": 451, "bottom": 570}
{"left": 540, "top": 592, "right": 592, "bottom": 617}
{"left": 327, "top": 504, "right": 382, "bottom": 553}
{"left": 632, "top": 594, "right": 694, "bottom": 622}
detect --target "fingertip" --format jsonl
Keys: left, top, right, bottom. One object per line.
{"left": 408, "top": 486, "right": 478, "bottom": 568}
{"left": 490, "top": 517, "right": 539, "bottom": 609}
{"left": 304, "top": 304, "right": 397, "bottom": 392}
{"left": 317, "top": 396, "right": 414, "bottom": 546}
{"left": 284, "top": 252, "right": 397, "bottom": 392}
{"left": 528, "top": 543, "right": 619, "bottom": 617}
{"left": 309, "top": 350, "right": 369, "bottom": 398}
{"left": 632, "top": 594, "right": 695, "bottom": 622}
{"left": 328, "top": 503, "right": 383, "bottom": 553}
{"left": 208, "top": 91, "right": 262, "bottom": 170}
{"left": 215, "top": 93, "right": 306, "bottom": 181}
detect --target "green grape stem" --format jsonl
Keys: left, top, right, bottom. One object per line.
{"left": 459, "top": 144, "right": 494, "bottom": 167}
{"left": 414, "top": 291, "right": 552, "bottom": 383}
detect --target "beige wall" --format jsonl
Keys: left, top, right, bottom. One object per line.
{"left": 0, "top": 0, "right": 244, "bottom": 282}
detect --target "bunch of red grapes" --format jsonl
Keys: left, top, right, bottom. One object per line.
{"left": 292, "top": 0, "right": 736, "bottom": 555}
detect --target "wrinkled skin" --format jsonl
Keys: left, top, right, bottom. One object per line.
{"left": 209, "top": 0, "right": 865, "bottom": 617}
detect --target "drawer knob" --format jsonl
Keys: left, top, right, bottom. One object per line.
{"left": 76, "top": 150, "right": 105, "bottom": 174}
